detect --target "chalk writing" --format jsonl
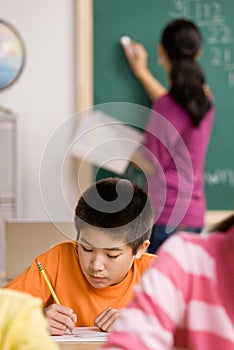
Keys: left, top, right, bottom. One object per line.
{"left": 205, "top": 168, "right": 234, "bottom": 186}
{"left": 169, "top": 0, "right": 234, "bottom": 88}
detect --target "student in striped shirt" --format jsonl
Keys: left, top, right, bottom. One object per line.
{"left": 101, "top": 213, "right": 234, "bottom": 349}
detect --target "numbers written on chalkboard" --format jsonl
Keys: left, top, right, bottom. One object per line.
{"left": 211, "top": 47, "right": 232, "bottom": 66}
{"left": 169, "top": 0, "right": 224, "bottom": 20}
{"left": 207, "top": 25, "right": 233, "bottom": 45}
{"left": 169, "top": 0, "right": 234, "bottom": 88}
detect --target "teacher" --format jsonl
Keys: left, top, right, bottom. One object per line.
{"left": 122, "top": 19, "right": 215, "bottom": 253}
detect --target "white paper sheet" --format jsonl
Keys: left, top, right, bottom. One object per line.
{"left": 51, "top": 327, "right": 107, "bottom": 342}
{"left": 71, "top": 110, "right": 144, "bottom": 175}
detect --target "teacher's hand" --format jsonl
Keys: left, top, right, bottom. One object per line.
{"left": 122, "top": 40, "right": 149, "bottom": 78}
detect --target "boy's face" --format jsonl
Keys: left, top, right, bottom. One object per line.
{"left": 77, "top": 227, "right": 136, "bottom": 289}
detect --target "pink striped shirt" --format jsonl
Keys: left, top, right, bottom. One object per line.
{"left": 102, "top": 229, "right": 234, "bottom": 349}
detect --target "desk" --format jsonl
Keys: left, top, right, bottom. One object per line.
{"left": 57, "top": 341, "right": 104, "bottom": 350}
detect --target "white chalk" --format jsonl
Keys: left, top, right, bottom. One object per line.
{"left": 120, "top": 36, "right": 134, "bottom": 55}
{"left": 120, "top": 36, "right": 131, "bottom": 47}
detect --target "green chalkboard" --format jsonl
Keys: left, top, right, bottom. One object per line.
{"left": 93, "top": 0, "right": 234, "bottom": 210}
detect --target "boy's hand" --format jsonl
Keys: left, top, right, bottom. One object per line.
{"left": 94, "top": 307, "right": 120, "bottom": 332}
{"left": 44, "top": 304, "right": 77, "bottom": 335}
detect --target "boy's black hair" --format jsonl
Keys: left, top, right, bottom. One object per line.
{"left": 74, "top": 177, "right": 154, "bottom": 254}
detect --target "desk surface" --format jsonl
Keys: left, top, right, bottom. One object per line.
{"left": 57, "top": 341, "right": 104, "bottom": 350}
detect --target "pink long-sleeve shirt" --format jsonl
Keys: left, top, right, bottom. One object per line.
{"left": 102, "top": 228, "right": 234, "bottom": 349}
{"left": 142, "top": 93, "right": 214, "bottom": 227}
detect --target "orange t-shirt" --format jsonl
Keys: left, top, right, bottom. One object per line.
{"left": 5, "top": 241, "right": 155, "bottom": 326}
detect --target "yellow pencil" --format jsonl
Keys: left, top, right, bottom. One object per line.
{"left": 36, "top": 260, "right": 60, "bottom": 304}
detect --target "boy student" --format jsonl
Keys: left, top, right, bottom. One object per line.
{"left": 5, "top": 178, "right": 155, "bottom": 335}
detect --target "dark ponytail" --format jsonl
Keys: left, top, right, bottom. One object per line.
{"left": 161, "top": 19, "right": 212, "bottom": 127}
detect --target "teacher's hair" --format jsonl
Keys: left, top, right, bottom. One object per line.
{"left": 161, "top": 18, "right": 212, "bottom": 126}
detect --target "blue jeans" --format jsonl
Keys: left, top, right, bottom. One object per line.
{"left": 147, "top": 224, "right": 202, "bottom": 254}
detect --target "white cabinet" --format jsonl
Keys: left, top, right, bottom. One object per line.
{"left": 0, "top": 111, "right": 16, "bottom": 218}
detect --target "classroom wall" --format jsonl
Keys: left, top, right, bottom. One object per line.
{"left": 1, "top": 0, "right": 78, "bottom": 219}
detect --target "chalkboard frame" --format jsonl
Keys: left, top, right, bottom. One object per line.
{"left": 75, "top": 0, "right": 93, "bottom": 194}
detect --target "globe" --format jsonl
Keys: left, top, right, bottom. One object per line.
{"left": 0, "top": 20, "right": 25, "bottom": 91}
